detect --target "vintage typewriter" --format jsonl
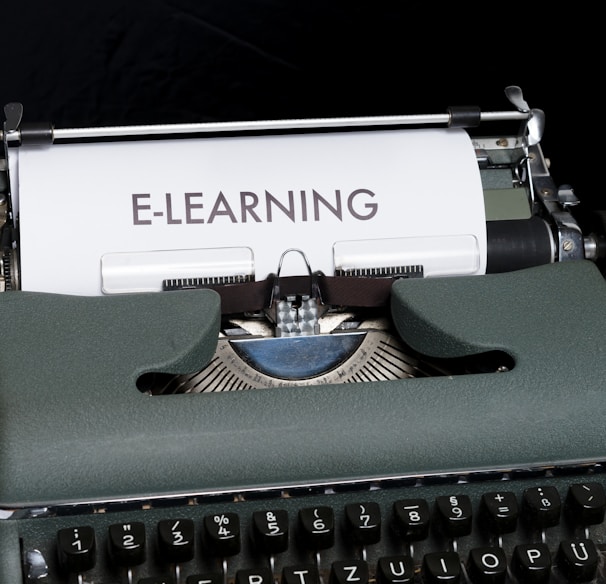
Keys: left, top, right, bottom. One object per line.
{"left": 2, "top": 86, "right": 606, "bottom": 583}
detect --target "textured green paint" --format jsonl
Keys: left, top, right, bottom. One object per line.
{"left": 483, "top": 188, "right": 531, "bottom": 220}
{"left": 1, "top": 261, "right": 605, "bottom": 508}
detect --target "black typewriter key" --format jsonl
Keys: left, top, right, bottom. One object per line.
{"left": 511, "top": 543, "right": 551, "bottom": 584}
{"left": 157, "top": 518, "right": 195, "bottom": 563}
{"left": 466, "top": 547, "right": 507, "bottom": 584}
{"left": 139, "top": 578, "right": 175, "bottom": 584}
{"left": 236, "top": 567, "right": 274, "bottom": 584}
{"left": 298, "top": 506, "right": 335, "bottom": 550}
{"left": 556, "top": 538, "right": 598, "bottom": 582}
{"left": 422, "top": 551, "right": 461, "bottom": 583}
{"left": 522, "top": 485, "right": 561, "bottom": 529}
{"left": 108, "top": 521, "right": 146, "bottom": 566}
{"left": 203, "top": 512, "right": 241, "bottom": 556}
{"left": 252, "top": 509, "right": 289, "bottom": 554}
{"left": 392, "top": 498, "right": 430, "bottom": 541}
{"left": 479, "top": 491, "right": 518, "bottom": 535}
{"left": 565, "top": 482, "right": 606, "bottom": 526}
{"left": 282, "top": 564, "right": 320, "bottom": 584}
{"left": 376, "top": 555, "right": 414, "bottom": 584}
{"left": 56, "top": 525, "right": 96, "bottom": 574}
{"left": 434, "top": 495, "right": 473, "bottom": 538}
{"left": 187, "top": 572, "right": 222, "bottom": 584}
{"left": 344, "top": 502, "right": 381, "bottom": 545}
{"left": 329, "top": 559, "right": 369, "bottom": 584}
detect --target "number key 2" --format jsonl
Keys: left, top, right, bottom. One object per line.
{"left": 108, "top": 521, "right": 146, "bottom": 566}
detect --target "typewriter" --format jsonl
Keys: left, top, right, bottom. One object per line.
{"left": 2, "top": 86, "right": 606, "bottom": 583}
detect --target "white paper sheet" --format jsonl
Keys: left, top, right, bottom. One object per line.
{"left": 15, "top": 128, "right": 486, "bottom": 295}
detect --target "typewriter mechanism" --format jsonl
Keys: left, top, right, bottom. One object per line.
{"left": 1, "top": 86, "right": 603, "bottom": 393}
{"left": 4, "top": 88, "right": 606, "bottom": 584}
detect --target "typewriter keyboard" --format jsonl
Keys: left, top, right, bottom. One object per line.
{"left": 9, "top": 467, "right": 606, "bottom": 583}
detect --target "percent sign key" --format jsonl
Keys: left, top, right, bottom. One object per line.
{"left": 204, "top": 513, "right": 242, "bottom": 557}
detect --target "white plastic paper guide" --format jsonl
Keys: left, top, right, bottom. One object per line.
{"left": 14, "top": 128, "right": 486, "bottom": 295}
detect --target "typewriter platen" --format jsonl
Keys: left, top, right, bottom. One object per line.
{"left": 2, "top": 87, "right": 606, "bottom": 583}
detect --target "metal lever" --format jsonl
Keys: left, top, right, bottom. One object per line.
{"left": 504, "top": 85, "right": 545, "bottom": 146}
{"left": 266, "top": 249, "right": 325, "bottom": 337}
{"left": 3, "top": 102, "right": 23, "bottom": 134}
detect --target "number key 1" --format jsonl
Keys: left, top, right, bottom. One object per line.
{"left": 57, "top": 526, "right": 96, "bottom": 574}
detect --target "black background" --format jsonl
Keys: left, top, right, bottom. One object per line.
{"left": 1, "top": 2, "right": 600, "bottom": 208}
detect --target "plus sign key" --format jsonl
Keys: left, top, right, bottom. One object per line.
{"left": 480, "top": 491, "right": 519, "bottom": 535}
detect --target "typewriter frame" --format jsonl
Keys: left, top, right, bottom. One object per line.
{"left": 2, "top": 88, "right": 606, "bottom": 583}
